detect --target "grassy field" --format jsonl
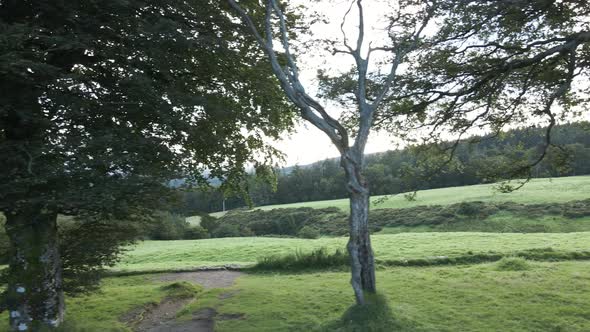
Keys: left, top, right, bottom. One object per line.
{"left": 6, "top": 261, "right": 589, "bottom": 332}
{"left": 114, "top": 232, "right": 590, "bottom": 272}
{"left": 3, "top": 176, "right": 590, "bottom": 331}
{"left": 211, "top": 176, "right": 590, "bottom": 217}
{"left": 189, "top": 261, "right": 590, "bottom": 332}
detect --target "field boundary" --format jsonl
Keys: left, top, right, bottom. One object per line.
{"left": 106, "top": 264, "right": 250, "bottom": 277}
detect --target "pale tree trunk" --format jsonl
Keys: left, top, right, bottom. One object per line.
{"left": 4, "top": 206, "right": 65, "bottom": 331}
{"left": 342, "top": 155, "right": 376, "bottom": 304}
{"left": 226, "top": 0, "right": 382, "bottom": 306}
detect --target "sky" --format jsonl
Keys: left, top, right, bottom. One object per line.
{"left": 268, "top": 0, "right": 403, "bottom": 166}
{"left": 263, "top": 0, "right": 590, "bottom": 167}
{"left": 274, "top": 123, "right": 402, "bottom": 166}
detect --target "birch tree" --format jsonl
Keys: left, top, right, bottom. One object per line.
{"left": 227, "top": 0, "right": 590, "bottom": 306}
{"left": 227, "top": 0, "right": 437, "bottom": 304}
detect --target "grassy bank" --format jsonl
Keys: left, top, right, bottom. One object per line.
{"left": 33, "top": 261, "right": 590, "bottom": 332}
{"left": 192, "top": 261, "right": 590, "bottom": 332}
{"left": 211, "top": 176, "right": 590, "bottom": 217}
{"left": 114, "top": 232, "right": 590, "bottom": 272}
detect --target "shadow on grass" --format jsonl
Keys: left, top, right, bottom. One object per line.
{"left": 318, "top": 292, "right": 421, "bottom": 332}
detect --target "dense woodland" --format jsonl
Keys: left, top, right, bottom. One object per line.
{"left": 181, "top": 122, "right": 590, "bottom": 213}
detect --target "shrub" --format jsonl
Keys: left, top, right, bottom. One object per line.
{"left": 147, "top": 211, "right": 189, "bottom": 240}
{"left": 0, "top": 214, "right": 8, "bottom": 264}
{"left": 200, "top": 214, "right": 220, "bottom": 233}
{"left": 184, "top": 226, "right": 209, "bottom": 240}
{"left": 495, "top": 257, "right": 531, "bottom": 271}
{"left": 254, "top": 247, "right": 349, "bottom": 271}
{"left": 298, "top": 226, "right": 320, "bottom": 239}
{"left": 160, "top": 281, "right": 202, "bottom": 298}
{"left": 212, "top": 223, "right": 241, "bottom": 238}
{"left": 218, "top": 207, "right": 348, "bottom": 237}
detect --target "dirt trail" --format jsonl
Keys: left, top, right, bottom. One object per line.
{"left": 123, "top": 270, "right": 244, "bottom": 332}
{"left": 157, "top": 270, "right": 244, "bottom": 289}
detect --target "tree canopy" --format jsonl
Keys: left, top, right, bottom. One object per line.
{"left": 0, "top": 0, "right": 293, "bottom": 329}
{"left": 227, "top": 0, "right": 590, "bottom": 305}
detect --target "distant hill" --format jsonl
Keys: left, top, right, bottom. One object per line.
{"left": 179, "top": 122, "right": 590, "bottom": 213}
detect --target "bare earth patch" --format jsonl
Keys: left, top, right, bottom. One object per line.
{"left": 157, "top": 270, "right": 244, "bottom": 289}
{"left": 123, "top": 270, "right": 244, "bottom": 332}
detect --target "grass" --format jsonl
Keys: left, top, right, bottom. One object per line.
{"left": 114, "top": 232, "right": 590, "bottom": 272}
{"left": 209, "top": 176, "right": 590, "bottom": 216}
{"left": 378, "top": 214, "right": 590, "bottom": 234}
{"left": 0, "top": 275, "right": 186, "bottom": 332}
{"left": 495, "top": 257, "right": 531, "bottom": 271}
{"left": 180, "top": 261, "right": 590, "bottom": 332}
{"left": 4, "top": 260, "right": 589, "bottom": 331}
{"left": 4, "top": 176, "right": 590, "bottom": 330}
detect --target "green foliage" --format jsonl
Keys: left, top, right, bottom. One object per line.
{"left": 58, "top": 216, "right": 140, "bottom": 295}
{"left": 255, "top": 248, "right": 349, "bottom": 272}
{"left": 115, "top": 232, "right": 590, "bottom": 273}
{"left": 252, "top": 246, "right": 590, "bottom": 272}
{"left": 212, "top": 199, "right": 590, "bottom": 236}
{"left": 146, "top": 212, "right": 189, "bottom": 241}
{"left": 159, "top": 282, "right": 202, "bottom": 299}
{"left": 217, "top": 207, "right": 350, "bottom": 237}
{"left": 187, "top": 123, "right": 590, "bottom": 212}
{"left": 200, "top": 215, "right": 221, "bottom": 234}
{"left": 184, "top": 226, "right": 210, "bottom": 240}
{"left": 211, "top": 224, "right": 242, "bottom": 238}
{"left": 298, "top": 226, "right": 321, "bottom": 239}
{"left": 496, "top": 257, "right": 531, "bottom": 271}
{"left": 0, "top": 215, "right": 7, "bottom": 265}
{"left": 143, "top": 212, "right": 212, "bottom": 240}
{"left": 0, "top": 214, "right": 140, "bottom": 295}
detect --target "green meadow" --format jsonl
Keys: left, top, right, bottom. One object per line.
{"left": 4, "top": 261, "right": 589, "bottom": 332}
{"left": 115, "top": 232, "right": 590, "bottom": 272}
{"left": 3, "top": 176, "right": 590, "bottom": 331}
{"left": 211, "top": 176, "right": 590, "bottom": 217}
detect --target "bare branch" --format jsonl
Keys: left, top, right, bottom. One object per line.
{"left": 228, "top": 0, "right": 349, "bottom": 150}
{"left": 340, "top": 0, "right": 356, "bottom": 53}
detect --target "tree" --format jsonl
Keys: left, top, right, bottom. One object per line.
{"left": 227, "top": 0, "right": 589, "bottom": 305}
{"left": 0, "top": 0, "right": 292, "bottom": 329}
{"left": 390, "top": 0, "right": 590, "bottom": 188}
{"left": 227, "top": 0, "right": 438, "bottom": 304}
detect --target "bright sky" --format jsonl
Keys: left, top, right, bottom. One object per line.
{"left": 270, "top": 0, "right": 404, "bottom": 166}
{"left": 266, "top": 0, "right": 590, "bottom": 166}
{"left": 275, "top": 124, "right": 401, "bottom": 165}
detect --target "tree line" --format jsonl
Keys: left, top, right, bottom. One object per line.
{"left": 180, "top": 122, "right": 590, "bottom": 213}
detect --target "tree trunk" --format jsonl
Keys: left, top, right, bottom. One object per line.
{"left": 342, "top": 157, "right": 376, "bottom": 305}
{"left": 4, "top": 206, "right": 65, "bottom": 331}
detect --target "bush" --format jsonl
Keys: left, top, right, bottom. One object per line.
{"left": 147, "top": 211, "right": 190, "bottom": 240}
{"left": 212, "top": 223, "right": 241, "bottom": 238}
{"left": 255, "top": 247, "right": 349, "bottom": 271}
{"left": 495, "top": 257, "right": 531, "bottom": 271}
{"left": 0, "top": 213, "right": 8, "bottom": 264}
{"left": 184, "top": 226, "right": 209, "bottom": 240}
{"left": 298, "top": 226, "right": 320, "bottom": 239}
{"left": 200, "top": 214, "right": 220, "bottom": 233}
{"left": 160, "top": 281, "right": 202, "bottom": 299}
{"left": 456, "top": 201, "right": 485, "bottom": 216}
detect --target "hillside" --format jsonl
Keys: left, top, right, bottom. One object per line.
{"left": 211, "top": 176, "right": 590, "bottom": 217}
{"left": 114, "top": 232, "right": 590, "bottom": 273}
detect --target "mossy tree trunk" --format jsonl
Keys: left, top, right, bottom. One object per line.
{"left": 4, "top": 206, "right": 64, "bottom": 331}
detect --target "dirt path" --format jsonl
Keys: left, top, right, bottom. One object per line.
{"left": 157, "top": 270, "right": 244, "bottom": 289}
{"left": 124, "top": 270, "right": 244, "bottom": 332}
